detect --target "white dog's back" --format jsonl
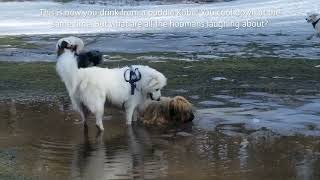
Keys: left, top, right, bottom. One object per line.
{"left": 77, "top": 67, "right": 131, "bottom": 108}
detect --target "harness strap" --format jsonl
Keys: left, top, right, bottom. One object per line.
{"left": 124, "top": 66, "right": 142, "bottom": 95}
{"left": 313, "top": 18, "right": 320, "bottom": 29}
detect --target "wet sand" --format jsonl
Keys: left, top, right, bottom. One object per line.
{"left": 1, "top": 59, "right": 320, "bottom": 179}
{"left": 0, "top": 99, "right": 320, "bottom": 180}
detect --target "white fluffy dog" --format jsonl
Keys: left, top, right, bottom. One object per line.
{"left": 306, "top": 13, "right": 320, "bottom": 40}
{"left": 56, "top": 36, "right": 167, "bottom": 131}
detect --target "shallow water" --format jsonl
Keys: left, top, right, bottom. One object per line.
{"left": 0, "top": 0, "right": 320, "bottom": 60}
{"left": 1, "top": 90, "right": 320, "bottom": 180}
{"left": 1, "top": 29, "right": 320, "bottom": 62}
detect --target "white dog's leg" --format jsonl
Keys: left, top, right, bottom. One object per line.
{"left": 132, "top": 107, "right": 139, "bottom": 122}
{"left": 125, "top": 105, "right": 136, "bottom": 125}
{"left": 95, "top": 110, "right": 104, "bottom": 131}
{"left": 79, "top": 110, "right": 86, "bottom": 123}
{"left": 79, "top": 104, "right": 90, "bottom": 127}
{"left": 89, "top": 99, "right": 105, "bottom": 131}
{"left": 71, "top": 97, "right": 87, "bottom": 125}
{"left": 81, "top": 89, "right": 105, "bottom": 131}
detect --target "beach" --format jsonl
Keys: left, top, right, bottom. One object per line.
{"left": 0, "top": 0, "right": 320, "bottom": 179}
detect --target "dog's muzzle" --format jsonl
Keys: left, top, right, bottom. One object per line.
{"left": 149, "top": 93, "right": 160, "bottom": 101}
{"left": 188, "top": 112, "right": 195, "bottom": 122}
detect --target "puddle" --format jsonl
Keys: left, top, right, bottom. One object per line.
{"left": 1, "top": 91, "right": 320, "bottom": 179}
{"left": 196, "top": 94, "right": 320, "bottom": 136}
{"left": 198, "top": 100, "right": 225, "bottom": 106}
{"left": 0, "top": 58, "right": 320, "bottom": 179}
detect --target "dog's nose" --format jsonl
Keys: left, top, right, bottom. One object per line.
{"left": 156, "top": 98, "right": 161, "bottom": 101}
{"left": 189, "top": 113, "right": 195, "bottom": 122}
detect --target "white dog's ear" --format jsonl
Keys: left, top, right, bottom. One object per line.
{"left": 72, "top": 37, "right": 84, "bottom": 54}
{"left": 307, "top": 12, "right": 318, "bottom": 17}
{"left": 56, "top": 36, "right": 84, "bottom": 56}
{"left": 56, "top": 39, "right": 70, "bottom": 56}
{"left": 56, "top": 38, "right": 66, "bottom": 52}
{"left": 147, "top": 78, "right": 159, "bottom": 89}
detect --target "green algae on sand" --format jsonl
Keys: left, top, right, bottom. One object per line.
{"left": 0, "top": 58, "right": 319, "bottom": 101}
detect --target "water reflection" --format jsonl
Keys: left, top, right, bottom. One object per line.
{"left": 8, "top": 100, "right": 17, "bottom": 135}
{"left": 0, "top": 99, "right": 319, "bottom": 179}
{"left": 71, "top": 125, "right": 169, "bottom": 180}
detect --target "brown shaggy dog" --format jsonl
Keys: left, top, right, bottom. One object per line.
{"left": 138, "top": 96, "right": 194, "bottom": 127}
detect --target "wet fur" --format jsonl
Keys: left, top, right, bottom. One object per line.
{"left": 139, "top": 96, "right": 194, "bottom": 127}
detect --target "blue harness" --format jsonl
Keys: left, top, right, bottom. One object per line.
{"left": 313, "top": 18, "right": 320, "bottom": 29}
{"left": 124, "top": 66, "right": 142, "bottom": 95}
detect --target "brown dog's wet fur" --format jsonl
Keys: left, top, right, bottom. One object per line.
{"left": 139, "top": 96, "right": 194, "bottom": 128}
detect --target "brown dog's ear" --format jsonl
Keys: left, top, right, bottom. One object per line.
{"left": 169, "top": 99, "right": 176, "bottom": 116}
{"left": 175, "top": 96, "right": 189, "bottom": 103}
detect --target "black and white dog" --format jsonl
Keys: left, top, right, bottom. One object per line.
{"left": 77, "top": 50, "right": 103, "bottom": 68}
{"left": 56, "top": 36, "right": 167, "bottom": 131}
{"left": 306, "top": 13, "right": 320, "bottom": 40}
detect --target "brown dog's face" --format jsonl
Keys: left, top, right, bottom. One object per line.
{"left": 169, "top": 96, "right": 194, "bottom": 125}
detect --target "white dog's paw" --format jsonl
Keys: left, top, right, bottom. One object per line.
{"left": 126, "top": 120, "right": 132, "bottom": 125}
{"left": 96, "top": 123, "right": 104, "bottom": 131}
